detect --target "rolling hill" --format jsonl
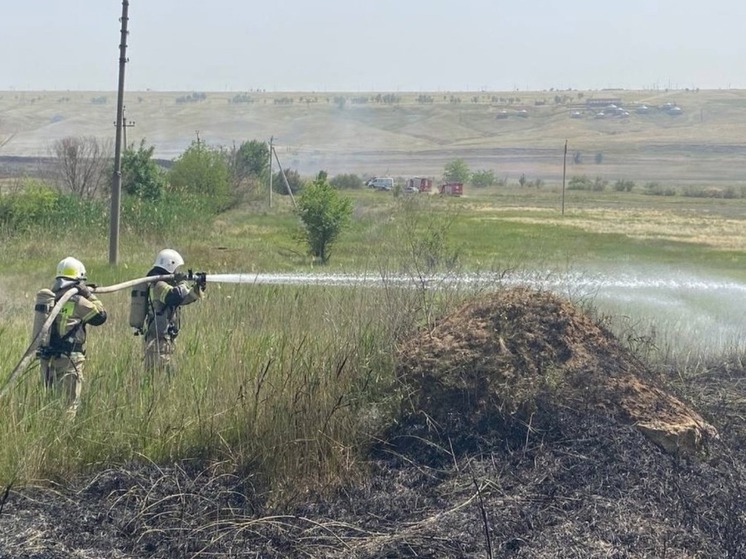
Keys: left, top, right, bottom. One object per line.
{"left": 1, "top": 88, "right": 746, "bottom": 183}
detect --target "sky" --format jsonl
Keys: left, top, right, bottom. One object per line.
{"left": 1, "top": 0, "right": 745, "bottom": 92}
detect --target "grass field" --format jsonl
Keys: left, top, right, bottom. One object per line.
{"left": 2, "top": 185, "right": 745, "bottom": 486}
{"left": 3, "top": 88, "right": 746, "bottom": 496}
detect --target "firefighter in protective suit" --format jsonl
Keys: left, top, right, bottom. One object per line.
{"left": 40, "top": 257, "right": 107, "bottom": 415}
{"left": 143, "top": 249, "right": 204, "bottom": 373}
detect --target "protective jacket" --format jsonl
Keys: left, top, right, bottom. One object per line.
{"left": 143, "top": 267, "right": 201, "bottom": 342}
{"left": 48, "top": 278, "right": 107, "bottom": 355}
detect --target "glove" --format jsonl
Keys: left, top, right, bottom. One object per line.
{"left": 76, "top": 283, "right": 93, "bottom": 299}
{"left": 197, "top": 276, "right": 207, "bottom": 292}
{"left": 173, "top": 272, "right": 188, "bottom": 283}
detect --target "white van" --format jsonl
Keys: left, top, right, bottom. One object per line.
{"left": 366, "top": 177, "right": 394, "bottom": 190}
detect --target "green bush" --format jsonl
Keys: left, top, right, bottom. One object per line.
{"left": 592, "top": 177, "right": 608, "bottom": 192}
{"left": 444, "top": 159, "right": 470, "bottom": 183}
{"left": 471, "top": 169, "right": 496, "bottom": 188}
{"left": 644, "top": 182, "right": 677, "bottom": 196}
{"left": 614, "top": 179, "right": 635, "bottom": 192}
{"left": 681, "top": 186, "right": 743, "bottom": 199}
{"left": 0, "top": 183, "right": 56, "bottom": 231}
{"left": 0, "top": 182, "right": 107, "bottom": 234}
{"left": 272, "top": 168, "right": 304, "bottom": 195}
{"left": 295, "top": 178, "right": 353, "bottom": 263}
{"left": 329, "top": 173, "right": 364, "bottom": 189}
{"left": 168, "top": 141, "right": 231, "bottom": 209}
{"left": 122, "top": 140, "right": 166, "bottom": 201}
{"left": 568, "top": 175, "right": 592, "bottom": 190}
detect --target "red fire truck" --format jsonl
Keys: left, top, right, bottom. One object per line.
{"left": 405, "top": 177, "right": 433, "bottom": 193}
{"left": 439, "top": 182, "right": 463, "bottom": 196}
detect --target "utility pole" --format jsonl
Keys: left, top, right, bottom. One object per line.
{"left": 122, "top": 106, "right": 135, "bottom": 149}
{"left": 115, "top": 106, "right": 136, "bottom": 150}
{"left": 561, "top": 139, "right": 567, "bottom": 216}
{"left": 109, "top": 0, "right": 129, "bottom": 265}
{"left": 272, "top": 144, "right": 296, "bottom": 207}
{"left": 268, "top": 136, "right": 273, "bottom": 208}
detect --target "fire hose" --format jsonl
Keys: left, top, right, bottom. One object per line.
{"left": 0, "top": 273, "right": 191, "bottom": 397}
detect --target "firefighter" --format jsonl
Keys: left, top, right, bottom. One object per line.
{"left": 38, "top": 257, "right": 107, "bottom": 416}
{"left": 142, "top": 248, "right": 205, "bottom": 373}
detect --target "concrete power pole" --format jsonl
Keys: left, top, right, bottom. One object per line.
{"left": 268, "top": 136, "right": 273, "bottom": 208}
{"left": 109, "top": 0, "right": 130, "bottom": 265}
{"left": 561, "top": 139, "right": 567, "bottom": 216}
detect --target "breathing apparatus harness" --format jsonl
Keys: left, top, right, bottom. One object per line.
{"left": 133, "top": 269, "right": 206, "bottom": 339}
{"left": 35, "top": 282, "right": 89, "bottom": 359}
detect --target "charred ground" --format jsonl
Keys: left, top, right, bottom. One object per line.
{"left": 1, "top": 287, "right": 744, "bottom": 558}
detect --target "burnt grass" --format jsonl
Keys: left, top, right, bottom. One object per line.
{"left": 1, "top": 289, "right": 745, "bottom": 558}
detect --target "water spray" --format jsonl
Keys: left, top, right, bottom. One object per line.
{"left": 6, "top": 267, "right": 746, "bottom": 397}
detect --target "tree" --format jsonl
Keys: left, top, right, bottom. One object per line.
{"left": 168, "top": 140, "right": 230, "bottom": 204}
{"left": 52, "top": 136, "right": 112, "bottom": 199}
{"left": 443, "top": 159, "right": 470, "bottom": 183}
{"left": 272, "top": 168, "right": 304, "bottom": 195}
{"left": 228, "top": 139, "right": 269, "bottom": 190}
{"left": 295, "top": 177, "right": 352, "bottom": 264}
{"left": 122, "top": 139, "right": 165, "bottom": 200}
{"left": 471, "top": 169, "right": 496, "bottom": 188}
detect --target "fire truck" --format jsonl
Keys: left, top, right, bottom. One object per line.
{"left": 405, "top": 177, "right": 433, "bottom": 193}
{"left": 439, "top": 182, "right": 463, "bottom": 196}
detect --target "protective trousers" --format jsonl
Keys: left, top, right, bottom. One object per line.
{"left": 143, "top": 335, "right": 175, "bottom": 375}
{"left": 40, "top": 352, "right": 85, "bottom": 415}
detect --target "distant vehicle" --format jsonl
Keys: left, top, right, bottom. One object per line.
{"left": 366, "top": 177, "right": 394, "bottom": 190}
{"left": 439, "top": 182, "right": 463, "bottom": 196}
{"left": 405, "top": 177, "right": 433, "bottom": 193}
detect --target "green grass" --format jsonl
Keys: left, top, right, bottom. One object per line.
{"left": 2, "top": 185, "right": 746, "bottom": 496}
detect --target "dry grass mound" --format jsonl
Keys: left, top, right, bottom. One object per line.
{"left": 396, "top": 286, "right": 718, "bottom": 455}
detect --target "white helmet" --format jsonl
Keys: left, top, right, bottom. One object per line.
{"left": 153, "top": 248, "right": 184, "bottom": 273}
{"left": 56, "top": 257, "right": 87, "bottom": 280}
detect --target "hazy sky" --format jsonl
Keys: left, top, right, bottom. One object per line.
{"left": 2, "top": 0, "right": 744, "bottom": 92}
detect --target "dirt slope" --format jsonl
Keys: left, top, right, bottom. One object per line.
{"left": 0, "top": 287, "right": 744, "bottom": 558}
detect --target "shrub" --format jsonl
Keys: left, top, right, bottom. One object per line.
{"left": 0, "top": 182, "right": 107, "bottom": 234}
{"left": 592, "top": 177, "right": 608, "bottom": 191}
{"left": 0, "top": 183, "right": 57, "bottom": 232}
{"left": 568, "top": 175, "right": 592, "bottom": 190}
{"left": 272, "top": 168, "right": 304, "bottom": 195}
{"left": 122, "top": 140, "right": 166, "bottom": 201}
{"left": 295, "top": 178, "right": 353, "bottom": 263}
{"left": 444, "top": 159, "right": 470, "bottom": 183}
{"left": 471, "top": 170, "right": 496, "bottom": 188}
{"left": 614, "top": 179, "right": 635, "bottom": 192}
{"left": 682, "top": 186, "right": 743, "bottom": 199}
{"left": 644, "top": 182, "right": 677, "bottom": 196}
{"left": 168, "top": 141, "right": 230, "bottom": 210}
{"left": 329, "top": 173, "right": 364, "bottom": 189}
